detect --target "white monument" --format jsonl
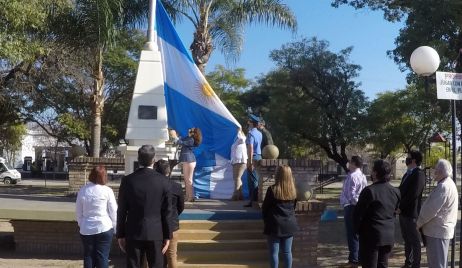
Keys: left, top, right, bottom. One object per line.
{"left": 119, "top": 0, "right": 174, "bottom": 173}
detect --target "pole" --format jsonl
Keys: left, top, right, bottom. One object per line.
{"left": 451, "top": 99, "right": 456, "bottom": 268}
{"left": 459, "top": 101, "right": 462, "bottom": 268}
{"left": 457, "top": 49, "right": 462, "bottom": 268}
{"left": 145, "top": 0, "right": 158, "bottom": 51}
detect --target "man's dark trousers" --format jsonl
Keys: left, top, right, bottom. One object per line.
{"left": 360, "top": 244, "right": 392, "bottom": 268}
{"left": 400, "top": 215, "right": 421, "bottom": 268}
{"left": 126, "top": 239, "right": 163, "bottom": 268}
{"left": 344, "top": 205, "right": 359, "bottom": 264}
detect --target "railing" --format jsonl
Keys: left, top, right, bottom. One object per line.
{"left": 314, "top": 173, "right": 341, "bottom": 194}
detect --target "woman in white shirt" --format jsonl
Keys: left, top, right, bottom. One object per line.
{"left": 231, "top": 129, "right": 248, "bottom": 200}
{"left": 417, "top": 159, "right": 459, "bottom": 268}
{"left": 76, "top": 165, "right": 117, "bottom": 268}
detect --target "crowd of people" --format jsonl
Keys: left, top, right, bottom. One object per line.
{"left": 74, "top": 115, "right": 459, "bottom": 268}
{"left": 339, "top": 151, "right": 459, "bottom": 268}
{"left": 73, "top": 112, "right": 277, "bottom": 268}
{"left": 75, "top": 145, "right": 184, "bottom": 268}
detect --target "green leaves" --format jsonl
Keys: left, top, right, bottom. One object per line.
{"left": 253, "top": 38, "right": 368, "bottom": 169}
{"left": 0, "top": 0, "right": 69, "bottom": 63}
{"left": 206, "top": 64, "right": 251, "bottom": 124}
{"left": 0, "top": 123, "right": 27, "bottom": 164}
{"left": 367, "top": 85, "right": 450, "bottom": 159}
{"left": 58, "top": 113, "right": 91, "bottom": 141}
{"left": 161, "top": 0, "right": 297, "bottom": 71}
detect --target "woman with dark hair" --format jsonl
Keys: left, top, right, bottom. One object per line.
{"left": 172, "top": 128, "right": 202, "bottom": 202}
{"left": 354, "top": 160, "right": 400, "bottom": 268}
{"left": 262, "top": 165, "right": 298, "bottom": 268}
{"left": 76, "top": 165, "right": 117, "bottom": 268}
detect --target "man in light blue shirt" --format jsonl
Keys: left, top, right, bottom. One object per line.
{"left": 244, "top": 114, "right": 262, "bottom": 207}
{"left": 339, "top": 155, "right": 367, "bottom": 267}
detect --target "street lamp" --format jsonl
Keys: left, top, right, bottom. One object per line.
{"left": 410, "top": 46, "right": 440, "bottom": 93}
{"left": 411, "top": 46, "right": 457, "bottom": 268}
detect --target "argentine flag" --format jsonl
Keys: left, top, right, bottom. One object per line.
{"left": 156, "top": 1, "right": 241, "bottom": 199}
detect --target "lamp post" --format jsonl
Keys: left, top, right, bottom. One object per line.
{"left": 411, "top": 46, "right": 458, "bottom": 268}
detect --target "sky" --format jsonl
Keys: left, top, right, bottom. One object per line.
{"left": 173, "top": 1, "right": 408, "bottom": 100}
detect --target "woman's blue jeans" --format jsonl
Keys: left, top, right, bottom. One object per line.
{"left": 80, "top": 228, "right": 113, "bottom": 268}
{"left": 267, "top": 236, "right": 293, "bottom": 268}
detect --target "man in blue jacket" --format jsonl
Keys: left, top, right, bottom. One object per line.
{"left": 244, "top": 114, "right": 262, "bottom": 207}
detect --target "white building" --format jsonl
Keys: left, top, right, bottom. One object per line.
{"left": 9, "top": 122, "right": 72, "bottom": 171}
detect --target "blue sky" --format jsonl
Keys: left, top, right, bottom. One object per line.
{"left": 173, "top": 1, "right": 408, "bottom": 99}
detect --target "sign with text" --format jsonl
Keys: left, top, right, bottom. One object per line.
{"left": 436, "top": 71, "right": 462, "bottom": 100}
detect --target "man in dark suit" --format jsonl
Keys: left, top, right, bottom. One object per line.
{"left": 398, "top": 150, "right": 425, "bottom": 268}
{"left": 117, "top": 145, "right": 172, "bottom": 268}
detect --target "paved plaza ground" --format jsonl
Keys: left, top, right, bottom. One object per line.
{"left": 0, "top": 178, "right": 460, "bottom": 267}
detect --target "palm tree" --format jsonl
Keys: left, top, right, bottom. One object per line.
{"left": 161, "top": 0, "right": 297, "bottom": 73}
{"left": 51, "top": 0, "right": 146, "bottom": 157}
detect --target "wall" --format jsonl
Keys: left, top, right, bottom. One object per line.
{"left": 258, "top": 159, "right": 322, "bottom": 202}
{"left": 68, "top": 157, "right": 124, "bottom": 195}
{"left": 293, "top": 200, "right": 326, "bottom": 268}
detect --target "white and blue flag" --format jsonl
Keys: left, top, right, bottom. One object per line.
{"left": 156, "top": 1, "right": 241, "bottom": 199}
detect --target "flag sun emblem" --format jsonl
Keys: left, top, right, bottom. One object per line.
{"left": 195, "top": 80, "right": 216, "bottom": 103}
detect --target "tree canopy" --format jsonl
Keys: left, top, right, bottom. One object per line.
{"left": 251, "top": 38, "right": 369, "bottom": 171}
{"left": 206, "top": 65, "right": 251, "bottom": 124}
{"left": 367, "top": 85, "right": 450, "bottom": 159}
{"left": 161, "top": 0, "right": 297, "bottom": 72}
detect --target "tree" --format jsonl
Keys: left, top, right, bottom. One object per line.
{"left": 49, "top": 0, "right": 147, "bottom": 156}
{"left": 252, "top": 38, "right": 369, "bottom": 171}
{"left": 0, "top": 124, "right": 27, "bottom": 165}
{"left": 0, "top": 0, "right": 70, "bottom": 126}
{"left": 331, "top": 0, "right": 462, "bottom": 129}
{"left": 6, "top": 30, "right": 144, "bottom": 155}
{"left": 206, "top": 65, "right": 251, "bottom": 124}
{"left": 366, "top": 85, "right": 450, "bottom": 159}
{"left": 161, "top": 0, "right": 297, "bottom": 73}
{"left": 102, "top": 30, "right": 145, "bottom": 151}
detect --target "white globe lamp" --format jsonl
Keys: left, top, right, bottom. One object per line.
{"left": 410, "top": 46, "right": 440, "bottom": 76}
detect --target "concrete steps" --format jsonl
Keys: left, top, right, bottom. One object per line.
{"left": 177, "top": 229, "right": 264, "bottom": 240}
{"left": 178, "top": 250, "right": 267, "bottom": 262}
{"left": 177, "top": 220, "right": 267, "bottom": 268}
{"left": 177, "top": 262, "right": 267, "bottom": 268}
{"left": 178, "top": 239, "right": 267, "bottom": 251}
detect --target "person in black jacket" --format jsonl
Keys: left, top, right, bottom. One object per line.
{"left": 262, "top": 165, "right": 298, "bottom": 268}
{"left": 117, "top": 145, "right": 172, "bottom": 268}
{"left": 155, "top": 160, "right": 184, "bottom": 268}
{"left": 398, "top": 150, "right": 425, "bottom": 268}
{"left": 354, "top": 159, "right": 400, "bottom": 268}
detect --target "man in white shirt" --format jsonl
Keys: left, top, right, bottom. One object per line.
{"left": 339, "top": 156, "right": 367, "bottom": 267}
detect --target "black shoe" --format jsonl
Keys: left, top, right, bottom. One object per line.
{"left": 338, "top": 262, "right": 358, "bottom": 268}
{"left": 243, "top": 203, "right": 252, "bottom": 207}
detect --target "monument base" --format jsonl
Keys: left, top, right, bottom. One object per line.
{"left": 118, "top": 142, "right": 176, "bottom": 174}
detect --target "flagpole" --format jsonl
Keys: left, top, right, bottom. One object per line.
{"left": 145, "top": 0, "right": 158, "bottom": 51}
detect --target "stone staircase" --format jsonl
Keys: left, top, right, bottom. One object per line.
{"left": 177, "top": 220, "right": 268, "bottom": 268}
